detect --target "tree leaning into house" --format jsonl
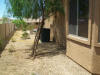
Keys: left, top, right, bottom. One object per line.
{"left": 5, "top": 0, "right": 64, "bottom": 57}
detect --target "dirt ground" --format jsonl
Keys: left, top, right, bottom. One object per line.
{"left": 0, "top": 30, "right": 91, "bottom": 75}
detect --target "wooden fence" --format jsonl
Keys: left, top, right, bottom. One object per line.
{"left": 0, "top": 23, "right": 15, "bottom": 50}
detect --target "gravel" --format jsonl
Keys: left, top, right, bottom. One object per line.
{"left": 0, "top": 30, "right": 91, "bottom": 75}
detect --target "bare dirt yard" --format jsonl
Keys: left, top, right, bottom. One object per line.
{"left": 0, "top": 30, "right": 91, "bottom": 75}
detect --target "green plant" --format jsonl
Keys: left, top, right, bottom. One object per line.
{"left": 32, "top": 73, "right": 37, "bottom": 75}
{"left": 12, "top": 19, "right": 28, "bottom": 30}
{"left": 6, "top": 0, "right": 64, "bottom": 57}
{"left": 21, "top": 31, "right": 30, "bottom": 39}
{"left": 8, "top": 44, "right": 15, "bottom": 53}
{"left": 11, "top": 37, "right": 16, "bottom": 42}
{"left": 26, "top": 25, "right": 34, "bottom": 30}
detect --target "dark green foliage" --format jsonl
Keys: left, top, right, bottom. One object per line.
{"left": 6, "top": 0, "right": 24, "bottom": 19}
{"left": 45, "top": 0, "right": 64, "bottom": 16}
{"left": 5, "top": 0, "right": 64, "bottom": 19}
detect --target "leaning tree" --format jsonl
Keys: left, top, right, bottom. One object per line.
{"left": 5, "top": 0, "right": 64, "bottom": 57}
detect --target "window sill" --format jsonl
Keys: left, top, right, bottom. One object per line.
{"left": 94, "top": 43, "right": 100, "bottom": 47}
{"left": 67, "top": 34, "right": 90, "bottom": 45}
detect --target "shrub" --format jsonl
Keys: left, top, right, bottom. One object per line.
{"left": 12, "top": 19, "right": 28, "bottom": 30}
{"left": 11, "top": 37, "right": 16, "bottom": 42}
{"left": 21, "top": 31, "right": 30, "bottom": 39}
{"left": 8, "top": 44, "right": 15, "bottom": 53}
{"left": 26, "top": 25, "right": 34, "bottom": 30}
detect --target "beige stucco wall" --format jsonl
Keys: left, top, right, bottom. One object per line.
{"left": 67, "top": 40, "right": 93, "bottom": 72}
{"left": 92, "top": 47, "right": 100, "bottom": 74}
{"left": 67, "top": 40, "right": 100, "bottom": 75}
{"left": 44, "top": 13, "right": 66, "bottom": 48}
{"left": 44, "top": 15, "right": 54, "bottom": 42}
{"left": 64, "top": 0, "right": 100, "bottom": 74}
{"left": 44, "top": 15, "right": 54, "bottom": 29}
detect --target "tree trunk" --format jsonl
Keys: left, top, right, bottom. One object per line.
{"left": 31, "top": 2, "right": 45, "bottom": 58}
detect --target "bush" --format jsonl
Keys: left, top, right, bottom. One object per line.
{"left": 26, "top": 25, "right": 34, "bottom": 30}
{"left": 8, "top": 44, "right": 15, "bottom": 53}
{"left": 21, "top": 31, "right": 30, "bottom": 39}
{"left": 11, "top": 37, "right": 16, "bottom": 42}
{"left": 12, "top": 19, "right": 28, "bottom": 30}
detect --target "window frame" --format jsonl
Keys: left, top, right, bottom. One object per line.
{"left": 66, "top": 0, "right": 93, "bottom": 45}
{"left": 93, "top": 0, "right": 100, "bottom": 47}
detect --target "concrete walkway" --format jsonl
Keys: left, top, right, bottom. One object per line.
{"left": 0, "top": 30, "right": 91, "bottom": 75}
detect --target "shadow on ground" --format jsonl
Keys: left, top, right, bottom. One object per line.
{"left": 36, "top": 42, "right": 66, "bottom": 58}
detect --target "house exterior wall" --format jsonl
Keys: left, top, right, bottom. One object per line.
{"left": 67, "top": 40, "right": 93, "bottom": 72}
{"left": 44, "top": 15, "right": 54, "bottom": 29}
{"left": 44, "top": 13, "right": 66, "bottom": 48}
{"left": 44, "top": 15, "right": 54, "bottom": 41}
{"left": 64, "top": 0, "right": 100, "bottom": 74}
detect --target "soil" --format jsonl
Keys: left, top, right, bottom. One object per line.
{"left": 0, "top": 30, "right": 91, "bottom": 75}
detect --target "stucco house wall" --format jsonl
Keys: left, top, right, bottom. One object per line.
{"left": 64, "top": 0, "right": 100, "bottom": 74}
{"left": 44, "top": 12, "right": 66, "bottom": 49}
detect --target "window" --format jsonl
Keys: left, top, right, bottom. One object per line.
{"left": 69, "top": 0, "right": 89, "bottom": 38}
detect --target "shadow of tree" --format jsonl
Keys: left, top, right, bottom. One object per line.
{"left": 36, "top": 42, "right": 66, "bottom": 58}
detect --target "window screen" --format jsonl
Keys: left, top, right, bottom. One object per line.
{"left": 69, "top": 0, "right": 89, "bottom": 38}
